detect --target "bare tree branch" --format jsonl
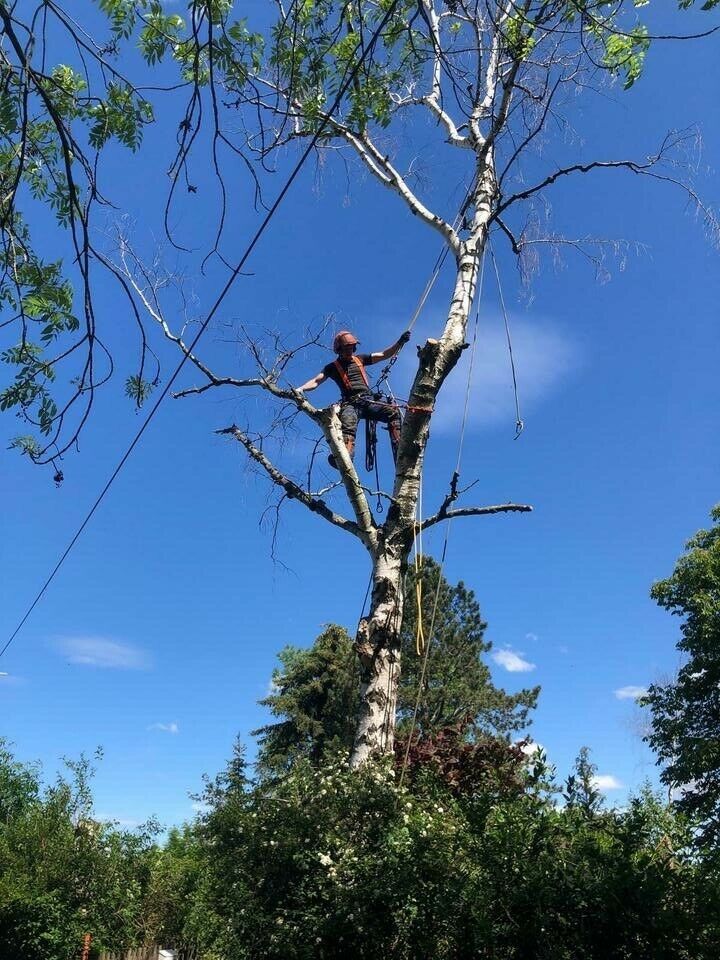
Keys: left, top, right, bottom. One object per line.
{"left": 218, "top": 423, "right": 370, "bottom": 545}
{"left": 421, "top": 502, "right": 533, "bottom": 531}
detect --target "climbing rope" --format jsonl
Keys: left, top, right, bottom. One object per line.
{"left": 374, "top": 244, "right": 450, "bottom": 391}
{"left": 413, "top": 477, "right": 426, "bottom": 657}
{"left": 374, "top": 178, "right": 478, "bottom": 393}
{"left": 490, "top": 242, "right": 524, "bottom": 439}
{"left": 354, "top": 199, "right": 507, "bottom": 764}
{"left": 353, "top": 239, "right": 523, "bottom": 771}
{"left": 399, "top": 248, "right": 487, "bottom": 787}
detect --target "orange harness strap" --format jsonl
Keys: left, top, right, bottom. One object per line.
{"left": 333, "top": 355, "right": 369, "bottom": 393}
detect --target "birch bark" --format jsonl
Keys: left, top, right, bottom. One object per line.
{"left": 350, "top": 163, "right": 497, "bottom": 766}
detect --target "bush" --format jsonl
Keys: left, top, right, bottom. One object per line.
{"left": 0, "top": 740, "right": 158, "bottom": 960}
{"left": 158, "top": 741, "right": 720, "bottom": 960}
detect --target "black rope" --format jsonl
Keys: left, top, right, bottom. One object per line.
{"left": 490, "top": 242, "right": 524, "bottom": 439}
{"left": 1, "top": 0, "right": 404, "bottom": 662}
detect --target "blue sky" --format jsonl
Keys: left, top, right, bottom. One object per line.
{"left": 1, "top": 3, "right": 719, "bottom": 828}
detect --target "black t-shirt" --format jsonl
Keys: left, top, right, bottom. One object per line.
{"left": 323, "top": 354, "right": 373, "bottom": 400}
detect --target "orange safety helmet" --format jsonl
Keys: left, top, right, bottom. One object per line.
{"left": 333, "top": 330, "right": 360, "bottom": 353}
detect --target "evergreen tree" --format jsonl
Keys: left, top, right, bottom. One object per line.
{"left": 398, "top": 558, "right": 538, "bottom": 738}
{"left": 254, "top": 561, "right": 538, "bottom": 777}
{"left": 253, "top": 626, "right": 360, "bottom": 778}
{"left": 644, "top": 506, "right": 720, "bottom": 849}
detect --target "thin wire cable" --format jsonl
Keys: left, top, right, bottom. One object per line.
{"left": 490, "top": 241, "right": 523, "bottom": 439}
{"left": 399, "top": 248, "right": 486, "bottom": 787}
{"left": 1, "top": 1, "right": 402, "bottom": 662}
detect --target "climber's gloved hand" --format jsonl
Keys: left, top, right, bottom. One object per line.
{"left": 399, "top": 330, "right": 411, "bottom": 345}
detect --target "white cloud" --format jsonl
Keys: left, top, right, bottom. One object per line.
{"left": 0, "top": 672, "right": 23, "bottom": 687}
{"left": 492, "top": 648, "right": 536, "bottom": 673}
{"left": 670, "top": 781, "right": 698, "bottom": 802}
{"left": 518, "top": 740, "right": 544, "bottom": 758}
{"left": 525, "top": 632, "right": 538, "bottom": 643}
{"left": 557, "top": 645, "right": 569, "bottom": 655}
{"left": 266, "top": 676, "right": 281, "bottom": 697}
{"left": 591, "top": 774, "right": 623, "bottom": 791}
{"left": 58, "top": 637, "right": 151, "bottom": 670}
{"left": 614, "top": 685, "right": 647, "bottom": 701}
{"left": 399, "top": 316, "right": 579, "bottom": 433}
{"left": 148, "top": 722, "right": 179, "bottom": 734}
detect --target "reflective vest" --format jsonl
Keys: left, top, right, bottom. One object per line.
{"left": 333, "top": 355, "right": 369, "bottom": 395}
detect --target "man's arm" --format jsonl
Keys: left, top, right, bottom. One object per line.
{"left": 367, "top": 330, "right": 411, "bottom": 364}
{"left": 297, "top": 370, "right": 327, "bottom": 392}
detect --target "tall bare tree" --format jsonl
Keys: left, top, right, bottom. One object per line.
{"left": 116, "top": 0, "right": 717, "bottom": 766}
{"left": 2, "top": 0, "right": 717, "bottom": 762}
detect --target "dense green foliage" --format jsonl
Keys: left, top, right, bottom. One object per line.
{"left": 149, "top": 742, "right": 720, "bottom": 960}
{"left": 644, "top": 506, "right": 720, "bottom": 849}
{"left": 254, "top": 560, "right": 538, "bottom": 777}
{"left": 0, "top": 740, "right": 157, "bottom": 959}
{"left": 4, "top": 732, "right": 719, "bottom": 960}
{"left": 0, "top": 3, "right": 160, "bottom": 464}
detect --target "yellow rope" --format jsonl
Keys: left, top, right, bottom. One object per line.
{"left": 398, "top": 248, "right": 487, "bottom": 787}
{"left": 413, "top": 470, "right": 425, "bottom": 656}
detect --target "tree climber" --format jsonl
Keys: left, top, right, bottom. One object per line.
{"left": 298, "top": 329, "right": 410, "bottom": 469}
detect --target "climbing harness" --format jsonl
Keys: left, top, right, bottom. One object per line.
{"left": 364, "top": 415, "right": 383, "bottom": 513}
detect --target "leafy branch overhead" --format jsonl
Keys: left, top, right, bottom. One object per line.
{"left": 0, "top": 0, "right": 717, "bottom": 466}
{"left": 0, "top": 1, "right": 161, "bottom": 465}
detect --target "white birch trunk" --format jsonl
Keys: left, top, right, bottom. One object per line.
{"left": 349, "top": 163, "right": 496, "bottom": 767}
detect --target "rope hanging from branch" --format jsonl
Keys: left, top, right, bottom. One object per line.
{"left": 490, "top": 242, "right": 524, "bottom": 439}
{"left": 399, "top": 248, "right": 487, "bottom": 786}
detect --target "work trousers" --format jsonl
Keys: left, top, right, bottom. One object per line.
{"left": 338, "top": 393, "right": 402, "bottom": 441}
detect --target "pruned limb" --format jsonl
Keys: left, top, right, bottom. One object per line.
{"left": 219, "top": 424, "right": 367, "bottom": 544}
{"left": 420, "top": 502, "right": 533, "bottom": 532}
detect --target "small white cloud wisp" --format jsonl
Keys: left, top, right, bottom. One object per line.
{"left": 591, "top": 774, "right": 623, "bottom": 791}
{"left": 492, "top": 648, "right": 536, "bottom": 673}
{"left": 148, "top": 722, "right": 179, "bottom": 735}
{"left": 614, "top": 685, "right": 648, "bottom": 701}
{"left": 58, "top": 637, "right": 151, "bottom": 670}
